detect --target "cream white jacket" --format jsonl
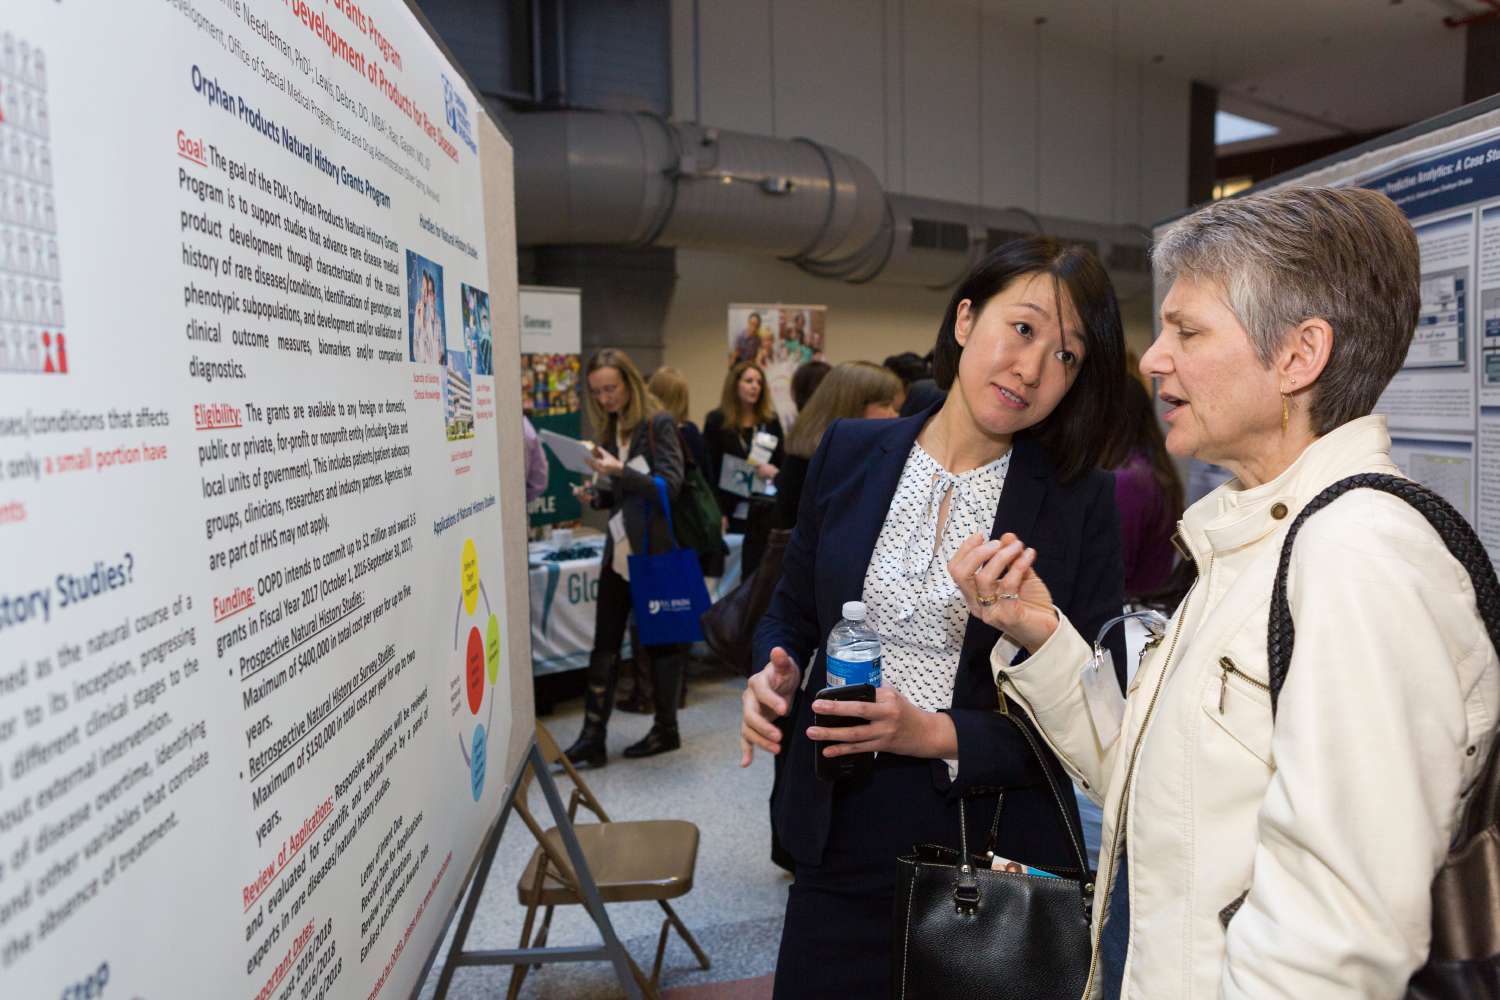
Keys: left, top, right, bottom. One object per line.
{"left": 998, "top": 416, "right": 1500, "bottom": 999}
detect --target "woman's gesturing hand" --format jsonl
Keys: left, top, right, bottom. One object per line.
{"left": 807, "top": 686, "right": 958, "bottom": 759}
{"left": 948, "top": 532, "right": 1059, "bottom": 653}
{"left": 740, "top": 647, "right": 801, "bottom": 766}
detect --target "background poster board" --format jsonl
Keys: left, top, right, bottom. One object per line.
{"left": 1155, "top": 98, "right": 1500, "bottom": 574}
{"left": 519, "top": 286, "right": 582, "bottom": 527}
{"left": 727, "top": 304, "right": 826, "bottom": 431}
{"left": 0, "top": 3, "right": 529, "bottom": 998}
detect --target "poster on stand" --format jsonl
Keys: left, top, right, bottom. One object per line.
{"left": 727, "top": 304, "right": 825, "bottom": 431}
{"left": 1344, "top": 132, "right": 1500, "bottom": 567}
{"left": 519, "top": 286, "right": 582, "bottom": 527}
{"left": 0, "top": 4, "right": 519, "bottom": 999}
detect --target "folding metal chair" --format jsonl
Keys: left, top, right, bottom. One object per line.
{"left": 506, "top": 723, "right": 711, "bottom": 1000}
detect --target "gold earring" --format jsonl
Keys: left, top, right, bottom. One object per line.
{"left": 1282, "top": 393, "right": 1289, "bottom": 431}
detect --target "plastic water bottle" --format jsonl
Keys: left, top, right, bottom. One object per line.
{"left": 824, "top": 601, "right": 882, "bottom": 687}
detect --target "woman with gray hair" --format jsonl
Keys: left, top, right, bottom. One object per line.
{"left": 949, "top": 186, "right": 1500, "bottom": 998}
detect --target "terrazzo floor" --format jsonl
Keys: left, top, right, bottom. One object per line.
{"left": 413, "top": 666, "right": 790, "bottom": 1000}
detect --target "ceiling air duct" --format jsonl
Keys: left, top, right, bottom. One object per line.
{"left": 505, "top": 109, "right": 1152, "bottom": 291}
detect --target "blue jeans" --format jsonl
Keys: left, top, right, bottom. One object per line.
{"left": 1098, "top": 847, "right": 1130, "bottom": 1000}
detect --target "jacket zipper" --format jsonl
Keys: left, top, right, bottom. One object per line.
{"left": 1218, "top": 655, "right": 1269, "bottom": 713}
{"left": 1083, "top": 526, "right": 1210, "bottom": 998}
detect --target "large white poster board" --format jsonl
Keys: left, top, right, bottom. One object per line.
{"left": 0, "top": 4, "right": 520, "bottom": 998}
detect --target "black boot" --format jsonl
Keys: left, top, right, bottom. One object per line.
{"left": 616, "top": 649, "right": 654, "bottom": 714}
{"left": 565, "top": 650, "right": 618, "bottom": 769}
{"left": 623, "top": 650, "right": 684, "bottom": 759}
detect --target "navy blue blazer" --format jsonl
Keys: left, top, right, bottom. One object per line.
{"left": 753, "top": 408, "right": 1126, "bottom": 869}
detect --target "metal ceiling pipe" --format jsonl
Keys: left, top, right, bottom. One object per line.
{"left": 505, "top": 109, "right": 1154, "bottom": 291}
{"left": 507, "top": 109, "right": 884, "bottom": 262}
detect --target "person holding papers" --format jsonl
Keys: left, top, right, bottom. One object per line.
{"left": 563, "top": 349, "right": 688, "bottom": 766}
{"left": 706, "top": 360, "right": 784, "bottom": 576}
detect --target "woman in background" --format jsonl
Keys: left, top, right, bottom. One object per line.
{"left": 650, "top": 367, "right": 708, "bottom": 476}
{"left": 706, "top": 360, "right": 784, "bottom": 575}
{"left": 1100, "top": 374, "right": 1183, "bottom": 596}
{"left": 791, "top": 360, "right": 831, "bottom": 412}
{"left": 613, "top": 367, "right": 714, "bottom": 716}
{"left": 565, "top": 349, "right": 688, "bottom": 766}
{"left": 774, "top": 362, "right": 903, "bottom": 530}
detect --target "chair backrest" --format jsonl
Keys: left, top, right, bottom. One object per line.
{"left": 510, "top": 723, "right": 615, "bottom": 892}
{"left": 533, "top": 721, "right": 567, "bottom": 765}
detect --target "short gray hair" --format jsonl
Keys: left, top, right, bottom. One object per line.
{"left": 1153, "top": 186, "right": 1419, "bottom": 435}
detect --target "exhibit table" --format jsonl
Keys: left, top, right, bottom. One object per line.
{"left": 528, "top": 534, "right": 743, "bottom": 673}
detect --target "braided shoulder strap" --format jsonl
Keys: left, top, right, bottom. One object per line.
{"left": 1268, "top": 473, "right": 1500, "bottom": 717}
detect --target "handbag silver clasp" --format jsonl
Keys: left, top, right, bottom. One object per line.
{"left": 953, "top": 864, "right": 980, "bottom": 915}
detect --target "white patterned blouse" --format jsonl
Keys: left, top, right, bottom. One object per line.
{"left": 860, "top": 441, "right": 1010, "bottom": 714}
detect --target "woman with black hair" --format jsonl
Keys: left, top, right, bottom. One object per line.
{"left": 740, "top": 238, "right": 1128, "bottom": 999}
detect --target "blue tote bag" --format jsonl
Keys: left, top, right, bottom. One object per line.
{"left": 628, "top": 477, "right": 713, "bottom": 645}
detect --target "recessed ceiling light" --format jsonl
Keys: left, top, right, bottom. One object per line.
{"left": 1215, "top": 111, "right": 1280, "bottom": 145}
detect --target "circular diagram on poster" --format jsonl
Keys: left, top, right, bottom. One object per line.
{"left": 446, "top": 538, "right": 498, "bottom": 801}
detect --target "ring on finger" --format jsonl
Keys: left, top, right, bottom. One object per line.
{"left": 999, "top": 593, "right": 1020, "bottom": 600}
{"left": 977, "top": 593, "right": 998, "bottom": 607}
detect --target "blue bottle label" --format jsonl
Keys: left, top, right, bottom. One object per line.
{"left": 825, "top": 653, "right": 881, "bottom": 687}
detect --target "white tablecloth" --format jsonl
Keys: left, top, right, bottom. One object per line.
{"left": 528, "top": 534, "right": 744, "bottom": 675}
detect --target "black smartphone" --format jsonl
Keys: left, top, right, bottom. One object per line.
{"left": 813, "top": 682, "right": 876, "bottom": 781}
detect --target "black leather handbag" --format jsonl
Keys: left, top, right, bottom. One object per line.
{"left": 892, "top": 709, "right": 1095, "bottom": 1000}
{"left": 1266, "top": 474, "right": 1500, "bottom": 999}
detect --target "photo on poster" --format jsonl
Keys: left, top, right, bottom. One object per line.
{"left": 445, "top": 348, "right": 475, "bottom": 440}
{"left": 1371, "top": 209, "right": 1476, "bottom": 433}
{"left": 1414, "top": 266, "right": 1467, "bottom": 370}
{"left": 777, "top": 308, "right": 823, "bottom": 366}
{"left": 462, "top": 283, "right": 492, "bottom": 375}
{"left": 728, "top": 304, "right": 826, "bottom": 431}
{"left": 407, "top": 249, "right": 446, "bottom": 364}
{"left": 1405, "top": 213, "right": 1473, "bottom": 374}
{"left": 1390, "top": 435, "right": 1475, "bottom": 520}
{"left": 0, "top": 34, "right": 66, "bottom": 375}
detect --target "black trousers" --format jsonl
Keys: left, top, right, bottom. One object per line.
{"left": 771, "top": 752, "right": 1000, "bottom": 999}
{"left": 592, "top": 562, "right": 687, "bottom": 660}
{"left": 591, "top": 562, "right": 687, "bottom": 726}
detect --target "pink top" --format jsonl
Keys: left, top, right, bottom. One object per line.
{"left": 1113, "top": 451, "right": 1176, "bottom": 594}
{"left": 522, "top": 417, "right": 549, "bottom": 503}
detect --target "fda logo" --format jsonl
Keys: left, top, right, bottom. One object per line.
{"left": 647, "top": 599, "right": 692, "bottom": 615}
{"left": 442, "top": 75, "right": 478, "bottom": 155}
